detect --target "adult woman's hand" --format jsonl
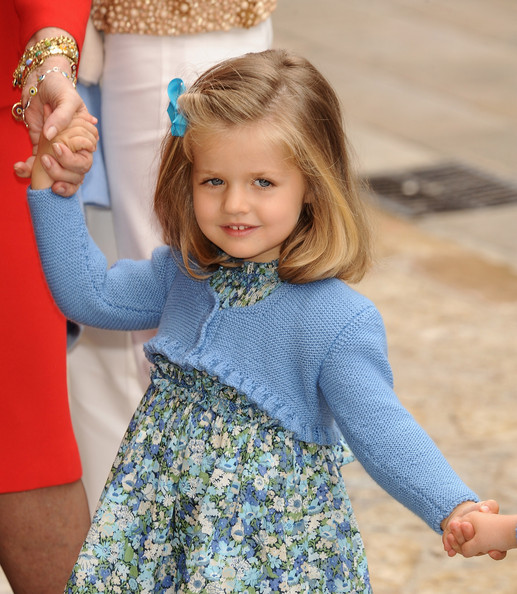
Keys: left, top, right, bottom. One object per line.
{"left": 13, "top": 27, "right": 97, "bottom": 196}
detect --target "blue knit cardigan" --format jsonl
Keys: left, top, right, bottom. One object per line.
{"left": 27, "top": 188, "right": 479, "bottom": 532}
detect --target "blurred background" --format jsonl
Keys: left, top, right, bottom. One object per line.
{"left": 2, "top": 1, "right": 515, "bottom": 592}
{"left": 273, "top": 1, "right": 517, "bottom": 592}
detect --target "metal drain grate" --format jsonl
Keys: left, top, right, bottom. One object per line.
{"left": 365, "top": 163, "right": 517, "bottom": 217}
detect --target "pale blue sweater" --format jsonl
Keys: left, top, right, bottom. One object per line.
{"left": 27, "top": 188, "right": 479, "bottom": 532}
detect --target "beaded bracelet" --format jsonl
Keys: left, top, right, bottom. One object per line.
{"left": 11, "top": 67, "right": 75, "bottom": 127}
{"left": 12, "top": 36, "right": 78, "bottom": 89}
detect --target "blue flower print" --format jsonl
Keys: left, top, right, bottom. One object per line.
{"left": 66, "top": 260, "right": 371, "bottom": 593}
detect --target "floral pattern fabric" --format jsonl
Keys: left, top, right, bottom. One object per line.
{"left": 209, "top": 260, "right": 282, "bottom": 308}
{"left": 66, "top": 261, "right": 371, "bottom": 593}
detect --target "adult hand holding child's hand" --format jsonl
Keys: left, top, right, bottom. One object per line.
{"left": 442, "top": 499, "right": 506, "bottom": 560}
{"left": 31, "top": 112, "right": 98, "bottom": 192}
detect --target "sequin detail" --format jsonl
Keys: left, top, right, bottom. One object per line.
{"left": 91, "top": 0, "right": 277, "bottom": 36}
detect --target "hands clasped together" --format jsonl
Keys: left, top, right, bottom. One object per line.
{"left": 13, "top": 31, "right": 98, "bottom": 195}
{"left": 442, "top": 499, "right": 515, "bottom": 560}
{"left": 31, "top": 113, "right": 98, "bottom": 191}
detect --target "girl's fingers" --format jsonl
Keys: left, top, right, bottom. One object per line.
{"left": 449, "top": 521, "right": 466, "bottom": 545}
{"left": 443, "top": 534, "right": 457, "bottom": 557}
{"left": 54, "top": 137, "right": 96, "bottom": 154}
{"left": 45, "top": 145, "right": 94, "bottom": 175}
{"left": 458, "top": 521, "right": 475, "bottom": 542}
{"left": 66, "top": 118, "right": 99, "bottom": 140}
{"left": 54, "top": 126, "right": 98, "bottom": 150}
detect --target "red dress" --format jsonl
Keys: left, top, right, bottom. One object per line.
{"left": 0, "top": 0, "right": 90, "bottom": 492}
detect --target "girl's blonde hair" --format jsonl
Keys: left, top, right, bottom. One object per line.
{"left": 154, "top": 49, "right": 372, "bottom": 284}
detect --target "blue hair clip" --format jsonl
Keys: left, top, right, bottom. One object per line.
{"left": 167, "top": 78, "right": 188, "bottom": 137}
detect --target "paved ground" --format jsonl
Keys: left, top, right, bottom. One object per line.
{"left": 2, "top": 1, "right": 516, "bottom": 592}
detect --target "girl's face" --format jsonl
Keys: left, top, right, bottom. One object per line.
{"left": 191, "top": 124, "right": 306, "bottom": 263}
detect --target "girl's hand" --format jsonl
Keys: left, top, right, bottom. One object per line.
{"left": 43, "top": 116, "right": 98, "bottom": 191}
{"left": 31, "top": 113, "right": 98, "bottom": 193}
{"left": 442, "top": 500, "right": 506, "bottom": 560}
{"left": 444, "top": 517, "right": 475, "bottom": 556}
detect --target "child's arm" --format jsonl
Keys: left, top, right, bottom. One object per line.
{"left": 31, "top": 115, "right": 98, "bottom": 191}
{"left": 27, "top": 140, "right": 170, "bottom": 331}
{"left": 446, "top": 511, "right": 517, "bottom": 557}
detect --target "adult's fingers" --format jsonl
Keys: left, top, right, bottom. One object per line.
{"left": 40, "top": 152, "right": 91, "bottom": 185}
{"left": 38, "top": 76, "right": 86, "bottom": 141}
{"left": 51, "top": 181, "right": 82, "bottom": 198}
{"left": 14, "top": 156, "right": 36, "bottom": 179}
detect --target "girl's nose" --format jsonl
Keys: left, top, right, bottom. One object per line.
{"left": 221, "top": 187, "right": 250, "bottom": 214}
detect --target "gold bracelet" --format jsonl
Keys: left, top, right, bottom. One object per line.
{"left": 12, "top": 67, "right": 75, "bottom": 128}
{"left": 12, "top": 36, "right": 78, "bottom": 88}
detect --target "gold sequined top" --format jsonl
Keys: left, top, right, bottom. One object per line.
{"left": 91, "top": 0, "right": 277, "bottom": 36}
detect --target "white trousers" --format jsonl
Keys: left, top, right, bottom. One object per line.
{"left": 68, "top": 20, "right": 273, "bottom": 514}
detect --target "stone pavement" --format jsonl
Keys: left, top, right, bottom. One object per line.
{"left": 2, "top": 1, "right": 515, "bottom": 592}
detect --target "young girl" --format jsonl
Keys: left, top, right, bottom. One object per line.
{"left": 29, "top": 49, "right": 499, "bottom": 592}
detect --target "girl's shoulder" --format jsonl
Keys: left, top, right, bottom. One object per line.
{"left": 283, "top": 277, "right": 380, "bottom": 331}
{"left": 288, "top": 277, "right": 375, "bottom": 310}
{"left": 150, "top": 246, "right": 185, "bottom": 289}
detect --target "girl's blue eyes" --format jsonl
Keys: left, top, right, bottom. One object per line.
{"left": 206, "top": 178, "right": 224, "bottom": 186}
{"left": 203, "top": 178, "right": 273, "bottom": 188}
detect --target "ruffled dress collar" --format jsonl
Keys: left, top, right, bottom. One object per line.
{"left": 209, "top": 260, "right": 281, "bottom": 308}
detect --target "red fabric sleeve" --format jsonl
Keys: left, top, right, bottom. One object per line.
{"left": 15, "top": 0, "right": 91, "bottom": 51}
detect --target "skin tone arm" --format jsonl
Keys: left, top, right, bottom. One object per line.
{"left": 445, "top": 511, "right": 517, "bottom": 558}
{"left": 14, "top": 27, "right": 97, "bottom": 196}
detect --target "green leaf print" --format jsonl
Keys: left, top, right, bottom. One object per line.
{"left": 123, "top": 545, "right": 134, "bottom": 563}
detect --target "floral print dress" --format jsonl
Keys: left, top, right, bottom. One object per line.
{"left": 66, "top": 261, "right": 372, "bottom": 593}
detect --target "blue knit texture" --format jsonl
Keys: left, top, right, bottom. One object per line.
{"left": 27, "top": 188, "right": 479, "bottom": 532}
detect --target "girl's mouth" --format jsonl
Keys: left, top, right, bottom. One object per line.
{"left": 222, "top": 224, "right": 257, "bottom": 236}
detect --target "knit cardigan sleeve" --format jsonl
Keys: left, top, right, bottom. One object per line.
{"left": 319, "top": 305, "right": 479, "bottom": 533}
{"left": 27, "top": 188, "right": 174, "bottom": 330}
